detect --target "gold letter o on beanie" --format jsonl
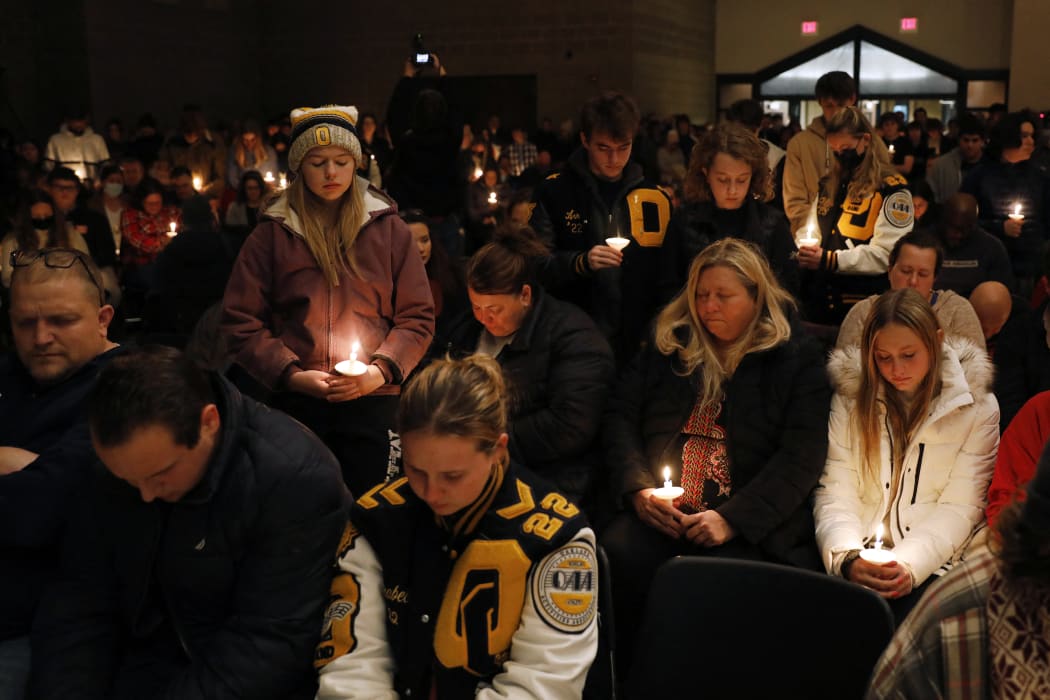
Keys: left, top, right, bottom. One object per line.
{"left": 315, "top": 125, "right": 332, "bottom": 146}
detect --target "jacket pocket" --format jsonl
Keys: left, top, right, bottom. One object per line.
{"left": 910, "top": 443, "right": 925, "bottom": 505}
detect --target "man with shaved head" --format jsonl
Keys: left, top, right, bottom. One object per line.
{"left": 0, "top": 248, "right": 122, "bottom": 699}
{"left": 936, "top": 193, "right": 1015, "bottom": 297}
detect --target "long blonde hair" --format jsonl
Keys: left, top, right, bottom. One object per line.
{"left": 654, "top": 238, "right": 795, "bottom": 411}
{"left": 285, "top": 163, "right": 366, "bottom": 286}
{"left": 234, "top": 122, "right": 269, "bottom": 169}
{"left": 855, "top": 288, "right": 943, "bottom": 486}
{"left": 821, "top": 107, "right": 897, "bottom": 206}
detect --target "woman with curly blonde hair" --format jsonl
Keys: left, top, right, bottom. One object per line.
{"left": 659, "top": 122, "right": 797, "bottom": 301}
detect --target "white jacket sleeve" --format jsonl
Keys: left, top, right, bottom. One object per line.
{"left": 813, "top": 393, "right": 872, "bottom": 576}
{"left": 477, "top": 528, "right": 599, "bottom": 700}
{"left": 834, "top": 189, "right": 912, "bottom": 275}
{"left": 316, "top": 530, "right": 398, "bottom": 700}
{"left": 892, "top": 393, "right": 999, "bottom": 585}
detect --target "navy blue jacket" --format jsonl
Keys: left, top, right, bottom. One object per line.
{"left": 31, "top": 375, "right": 351, "bottom": 700}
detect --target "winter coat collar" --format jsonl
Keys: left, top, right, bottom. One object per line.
{"left": 180, "top": 374, "right": 244, "bottom": 505}
{"left": 261, "top": 175, "right": 396, "bottom": 240}
{"left": 827, "top": 336, "right": 994, "bottom": 421}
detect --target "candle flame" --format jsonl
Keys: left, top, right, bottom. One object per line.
{"left": 874, "top": 523, "right": 884, "bottom": 549}
{"left": 169, "top": 221, "right": 176, "bottom": 233}
{"left": 663, "top": 466, "right": 670, "bottom": 482}
{"left": 192, "top": 176, "right": 203, "bottom": 191}
{"left": 1014, "top": 203, "right": 1022, "bottom": 217}
{"left": 350, "top": 340, "right": 360, "bottom": 362}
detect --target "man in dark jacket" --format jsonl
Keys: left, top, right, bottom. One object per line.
{"left": 31, "top": 346, "right": 351, "bottom": 700}
{"left": 529, "top": 91, "right": 672, "bottom": 364}
{"left": 0, "top": 248, "right": 120, "bottom": 698}
{"left": 935, "top": 192, "right": 1016, "bottom": 297}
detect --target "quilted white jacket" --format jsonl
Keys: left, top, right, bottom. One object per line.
{"left": 814, "top": 338, "right": 999, "bottom": 586}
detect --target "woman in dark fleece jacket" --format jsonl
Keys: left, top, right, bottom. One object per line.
{"left": 602, "top": 238, "right": 831, "bottom": 675}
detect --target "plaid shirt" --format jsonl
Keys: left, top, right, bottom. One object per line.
{"left": 120, "top": 206, "right": 181, "bottom": 267}
{"left": 867, "top": 549, "right": 997, "bottom": 700}
{"left": 505, "top": 141, "right": 538, "bottom": 177}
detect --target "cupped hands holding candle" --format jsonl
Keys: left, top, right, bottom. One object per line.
{"left": 844, "top": 523, "right": 913, "bottom": 599}
{"left": 1005, "top": 202, "right": 1025, "bottom": 238}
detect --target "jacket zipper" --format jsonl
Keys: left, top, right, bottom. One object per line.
{"left": 886, "top": 414, "right": 908, "bottom": 543}
{"left": 910, "top": 443, "right": 925, "bottom": 505}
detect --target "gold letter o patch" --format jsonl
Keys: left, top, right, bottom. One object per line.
{"left": 315, "top": 125, "right": 332, "bottom": 145}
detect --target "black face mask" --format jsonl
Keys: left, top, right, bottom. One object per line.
{"left": 31, "top": 216, "right": 55, "bottom": 230}
{"left": 835, "top": 149, "right": 863, "bottom": 170}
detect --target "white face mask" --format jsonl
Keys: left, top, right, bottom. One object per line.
{"left": 104, "top": 182, "right": 124, "bottom": 198}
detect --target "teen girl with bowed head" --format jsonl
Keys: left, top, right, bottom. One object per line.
{"left": 222, "top": 105, "right": 434, "bottom": 496}
{"left": 815, "top": 288, "right": 999, "bottom": 622}
{"left": 315, "top": 355, "right": 598, "bottom": 699}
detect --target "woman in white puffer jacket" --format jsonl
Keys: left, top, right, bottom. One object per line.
{"left": 814, "top": 288, "right": 999, "bottom": 622}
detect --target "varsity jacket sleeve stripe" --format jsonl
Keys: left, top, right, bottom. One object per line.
{"left": 316, "top": 532, "right": 399, "bottom": 700}
{"left": 833, "top": 189, "right": 912, "bottom": 275}
{"left": 479, "top": 528, "right": 599, "bottom": 700}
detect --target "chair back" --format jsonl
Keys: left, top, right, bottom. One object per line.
{"left": 626, "top": 556, "right": 894, "bottom": 700}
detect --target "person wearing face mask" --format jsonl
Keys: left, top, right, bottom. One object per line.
{"left": 659, "top": 123, "right": 797, "bottom": 303}
{"left": 88, "top": 165, "right": 129, "bottom": 255}
{"left": 960, "top": 111, "right": 1050, "bottom": 297}
{"left": 1, "top": 191, "right": 90, "bottom": 288}
{"left": 797, "top": 106, "right": 914, "bottom": 326}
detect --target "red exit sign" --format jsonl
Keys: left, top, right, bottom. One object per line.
{"left": 900, "top": 17, "right": 918, "bottom": 32}
{"left": 801, "top": 20, "right": 819, "bottom": 35}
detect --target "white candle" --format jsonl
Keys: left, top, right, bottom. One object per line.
{"left": 605, "top": 236, "right": 630, "bottom": 252}
{"left": 473, "top": 167, "right": 483, "bottom": 180}
{"left": 167, "top": 221, "right": 178, "bottom": 237}
{"left": 1008, "top": 202, "right": 1024, "bottom": 221}
{"left": 263, "top": 171, "right": 275, "bottom": 183}
{"left": 278, "top": 174, "right": 287, "bottom": 189}
{"left": 334, "top": 340, "right": 369, "bottom": 377}
{"left": 795, "top": 226, "right": 819, "bottom": 249}
{"left": 192, "top": 175, "right": 203, "bottom": 191}
{"left": 488, "top": 191, "right": 498, "bottom": 205}
{"left": 859, "top": 523, "right": 895, "bottom": 564}
{"left": 652, "top": 465, "right": 684, "bottom": 502}
{"left": 888, "top": 144, "right": 896, "bottom": 155}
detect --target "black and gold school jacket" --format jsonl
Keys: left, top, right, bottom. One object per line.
{"left": 807, "top": 173, "right": 914, "bottom": 324}
{"left": 315, "top": 462, "right": 598, "bottom": 700}
{"left": 529, "top": 147, "right": 671, "bottom": 363}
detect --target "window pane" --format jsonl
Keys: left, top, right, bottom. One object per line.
{"left": 859, "top": 41, "right": 957, "bottom": 95}
{"left": 760, "top": 42, "right": 854, "bottom": 97}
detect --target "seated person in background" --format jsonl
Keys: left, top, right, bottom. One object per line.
{"left": 399, "top": 209, "right": 466, "bottom": 350}
{"left": 0, "top": 249, "right": 120, "bottom": 700}
{"left": 31, "top": 346, "right": 350, "bottom": 700}
{"left": 797, "top": 107, "right": 913, "bottom": 326}
{"left": 836, "top": 231, "right": 985, "bottom": 350}
{"left": 87, "top": 164, "right": 128, "bottom": 258}
{"left": 659, "top": 122, "right": 797, "bottom": 303}
{"left": 169, "top": 166, "right": 197, "bottom": 205}
{"left": 970, "top": 280, "right": 1049, "bottom": 430}
{"left": 1, "top": 191, "right": 91, "bottom": 288}
{"left": 119, "top": 177, "right": 180, "bottom": 279}
{"left": 986, "top": 390, "right": 1050, "bottom": 528}
{"left": 816, "top": 289, "right": 998, "bottom": 624}
{"left": 906, "top": 178, "right": 937, "bottom": 229}
{"left": 867, "top": 438, "right": 1050, "bottom": 699}
{"left": 445, "top": 228, "right": 614, "bottom": 506}
{"left": 46, "top": 167, "right": 118, "bottom": 278}
{"left": 936, "top": 192, "right": 1015, "bottom": 297}
{"left": 226, "top": 120, "right": 278, "bottom": 190}
{"left": 603, "top": 238, "right": 831, "bottom": 675}
{"left": 223, "top": 169, "right": 269, "bottom": 233}
{"left": 315, "top": 355, "right": 598, "bottom": 699}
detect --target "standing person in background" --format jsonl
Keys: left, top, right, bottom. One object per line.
{"left": 783, "top": 71, "right": 857, "bottom": 234}
{"left": 529, "top": 91, "right": 671, "bottom": 364}
{"left": 797, "top": 107, "right": 913, "bottom": 326}
{"left": 222, "top": 105, "right": 434, "bottom": 496}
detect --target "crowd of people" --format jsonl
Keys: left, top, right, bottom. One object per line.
{"left": 3, "top": 63, "right": 1050, "bottom": 699}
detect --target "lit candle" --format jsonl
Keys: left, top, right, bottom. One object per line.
{"left": 473, "top": 167, "right": 483, "bottom": 180}
{"left": 888, "top": 144, "right": 896, "bottom": 155}
{"left": 192, "top": 175, "right": 203, "bottom": 191}
{"left": 652, "top": 465, "right": 684, "bottom": 502}
{"left": 488, "top": 191, "right": 498, "bottom": 205}
{"left": 167, "top": 221, "right": 178, "bottom": 237}
{"left": 795, "top": 226, "right": 820, "bottom": 248}
{"left": 263, "top": 171, "right": 275, "bottom": 183}
{"left": 605, "top": 236, "right": 630, "bottom": 252}
{"left": 278, "top": 173, "right": 287, "bottom": 189}
{"left": 1008, "top": 202, "right": 1024, "bottom": 222}
{"left": 334, "top": 340, "right": 369, "bottom": 377}
{"left": 859, "top": 523, "right": 895, "bottom": 564}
